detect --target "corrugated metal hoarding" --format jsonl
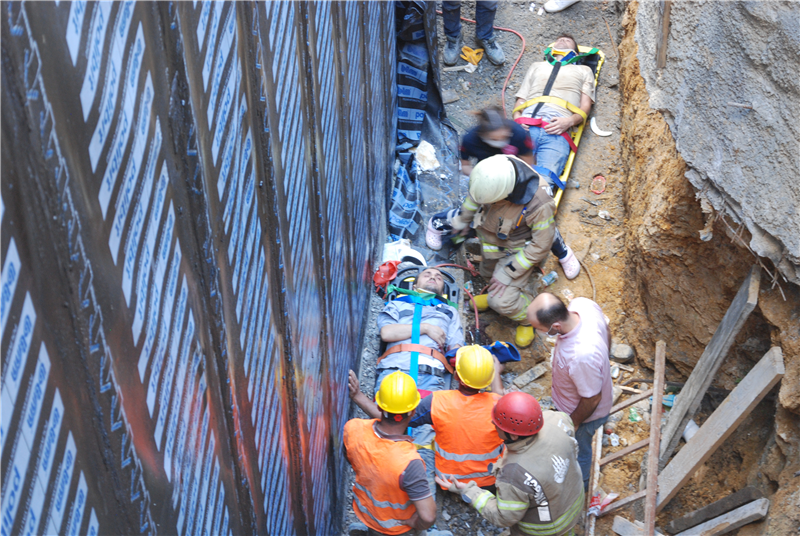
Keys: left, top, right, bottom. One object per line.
{"left": 0, "top": 1, "right": 395, "bottom": 534}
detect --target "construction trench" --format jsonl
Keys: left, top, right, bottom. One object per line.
{"left": 0, "top": 1, "right": 797, "bottom": 536}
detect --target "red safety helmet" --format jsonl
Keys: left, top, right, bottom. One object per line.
{"left": 492, "top": 392, "right": 544, "bottom": 436}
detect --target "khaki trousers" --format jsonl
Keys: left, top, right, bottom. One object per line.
{"left": 479, "top": 256, "right": 536, "bottom": 324}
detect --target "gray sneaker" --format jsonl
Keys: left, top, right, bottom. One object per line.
{"left": 478, "top": 36, "right": 505, "bottom": 65}
{"left": 443, "top": 35, "right": 462, "bottom": 66}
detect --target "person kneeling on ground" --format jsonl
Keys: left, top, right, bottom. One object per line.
{"left": 428, "top": 155, "right": 580, "bottom": 348}
{"left": 344, "top": 372, "right": 439, "bottom": 536}
{"left": 351, "top": 345, "right": 505, "bottom": 496}
{"left": 436, "top": 392, "right": 584, "bottom": 536}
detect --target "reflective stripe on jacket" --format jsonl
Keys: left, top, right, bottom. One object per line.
{"left": 343, "top": 419, "right": 422, "bottom": 535}
{"left": 431, "top": 390, "right": 503, "bottom": 488}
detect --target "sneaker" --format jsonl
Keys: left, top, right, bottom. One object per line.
{"left": 544, "top": 0, "right": 580, "bottom": 13}
{"left": 473, "top": 294, "right": 490, "bottom": 312}
{"left": 426, "top": 218, "right": 445, "bottom": 251}
{"left": 477, "top": 37, "right": 505, "bottom": 65}
{"left": 443, "top": 34, "right": 462, "bottom": 66}
{"left": 559, "top": 246, "right": 581, "bottom": 280}
{"left": 515, "top": 325, "right": 535, "bottom": 348}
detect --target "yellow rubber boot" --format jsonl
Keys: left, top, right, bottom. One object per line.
{"left": 473, "top": 294, "right": 490, "bottom": 312}
{"left": 515, "top": 326, "right": 535, "bottom": 348}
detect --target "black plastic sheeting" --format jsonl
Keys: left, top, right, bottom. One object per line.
{"left": 0, "top": 2, "right": 395, "bottom": 534}
{"left": 390, "top": 2, "right": 461, "bottom": 261}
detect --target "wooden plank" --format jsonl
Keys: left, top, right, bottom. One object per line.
{"left": 611, "top": 389, "right": 654, "bottom": 415}
{"left": 600, "top": 490, "right": 647, "bottom": 517}
{"left": 655, "top": 1, "right": 672, "bottom": 69}
{"left": 644, "top": 341, "right": 666, "bottom": 534}
{"left": 656, "top": 348, "right": 784, "bottom": 512}
{"left": 660, "top": 266, "right": 761, "bottom": 469}
{"left": 666, "top": 487, "right": 764, "bottom": 534}
{"left": 674, "top": 498, "right": 770, "bottom": 536}
{"left": 585, "top": 427, "right": 604, "bottom": 536}
{"left": 612, "top": 516, "right": 665, "bottom": 536}
{"left": 600, "top": 438, "right": 650, "bottom": 467}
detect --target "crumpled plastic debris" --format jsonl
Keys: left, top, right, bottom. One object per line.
{"left": 414, "top": 140, "right": 440, "bottom": 171}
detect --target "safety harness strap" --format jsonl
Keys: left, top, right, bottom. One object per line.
{"left": 530, "top": 61, "right": 561, "bottom": 119}
{"left": 513, "top": 96, "right": 588, "bottom": 122}
{"left": 514, "top": 117, "right": 578, "bottom": 157}
{"left": 378, "top": 344, "right": 454, "bottom": 374}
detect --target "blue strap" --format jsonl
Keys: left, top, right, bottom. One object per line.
{"left": 408, "top": 303, "right": 422, "bottom": 435}
{"left": 409, "top": 303, "right": 422, "bottom": 385}
{"left": 533, "top": 165, "right": 566, "bottom": 191}
{"left": 395, "top": 295, "right": 442, "bottom": 307}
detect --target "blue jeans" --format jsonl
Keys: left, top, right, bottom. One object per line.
{"left": 529, "top": 127, "right": 571, "bottom": 188}
{"left": 442, "top": 1, "right": 498, "bottom": 41}
{"left": 575, "top": 415, "right": 609, "bottom": 490}
{"left": 551, "top": 227, "right": 568, "bottom": 260}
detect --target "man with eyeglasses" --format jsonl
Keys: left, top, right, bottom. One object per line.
{"left": 526, "top": 292, "right": 612, "bottom": 491}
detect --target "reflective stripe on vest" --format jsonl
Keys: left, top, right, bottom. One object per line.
{"left": 436, "top": 467, "right": 493, "bottom": 481}
{"left": 353, "top": 494, "right": 409, "bottom": 531}
{"left": 434, "top": 442, "right": 503, "bottom": 463}
{"left": 517, "top": 494, "right": 583, "bottom": 536}
{"left": 354, "top": 482, "right": 412, "bottom": 510}
{"left": 344, "top": 419, "right": 421, "bottom": 535}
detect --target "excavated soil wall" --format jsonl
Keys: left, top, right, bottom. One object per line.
{"left": 618, "top": 2, "right": 799, "bottom": 533}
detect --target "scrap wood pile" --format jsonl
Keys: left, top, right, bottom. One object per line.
{"left": 585, "top": 266, "right": 785, "bottom": 535}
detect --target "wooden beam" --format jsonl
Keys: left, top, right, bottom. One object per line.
{"left": 666, "top": 486, "right": 764, "bottom": 534}
{"left": 600, "top": 490, "right": 647, "bottom": 517}
{"left": 674, "top": 498, "right": 770, "bottom": 536}
{"left": 611, "top": 389, "right": 654, "bottom": 415}
{"left": 600, "top": 438, "right": 650, "bottom": 467}
{"left": 656, "top": 348, "right": 784, "bottom": 512}
{"left": 660, "top": 266, "right": 761, "bottom": 469}
{"left": 655, "top": 1, "right": 672, "bottom": 69}
{"left": 612, "top": 516, "right": 665, "bottom": 536}
{"left": 644, "top": 341, "right": 666, "bottom": 534}
{"left": 585, "top": 427, "right": 604, "bottom": 536}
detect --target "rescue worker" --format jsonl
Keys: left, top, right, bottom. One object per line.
{"left": 445, "top": 155, "right": 580, "bottom": 348}
{"left": 350, "top": 346, "right": 505, "bottom": 493}
{"left": 344, "top": 371, "right": 437, "bottom": 536}
{"left": 435, "top": 392, "right": 584, "bottom": 536}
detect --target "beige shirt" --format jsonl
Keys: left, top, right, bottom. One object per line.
{"left": 515, "top": 62, "right": 595, "bottom": 120}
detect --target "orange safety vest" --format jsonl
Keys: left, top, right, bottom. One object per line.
{"left": 430, "top": 390, "right": 503, "bottom": 488}
{"left": 343, "top": 419, "right": 423, "bottom": 535}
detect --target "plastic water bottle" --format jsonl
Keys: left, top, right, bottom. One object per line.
{"left": 541, "top": 271, "right": 558, "bottom": 287}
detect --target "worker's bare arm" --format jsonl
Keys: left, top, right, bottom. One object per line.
{"left": 380, "top": 323, "right": 446, "bottom": 349}
{"left": 348, "top": 370, "right": 382, "bottom": 419}
{"left": 461, "top": 159, "right": 473, "bottom": 177}
{"left": 407, "top": 496, "right": 437, "bottom": 530}
{"left": 490, "top": 357, "right": 505, "bottom": 395}
{"left": 570, "top": 392, "right": 602, "bottom": 428}
{"left": 519, "top": 153, "right": 535, "bottom": 167}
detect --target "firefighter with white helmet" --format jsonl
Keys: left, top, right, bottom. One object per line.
{"left": 431, "top": 155, "right": 580, "bottom": 348}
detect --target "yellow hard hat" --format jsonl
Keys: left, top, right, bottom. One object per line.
{"left": 469, "top": 155, "right": 516, "bottom": 204}
{"left": 456, "top": 345, "right": 495, "bottom": 390}
{"left": 375, "top": 371, "right": 421, "bottom": 414}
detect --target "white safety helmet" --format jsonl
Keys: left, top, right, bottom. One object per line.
{"left": 469, "top": 155, "right": 516, "bottom": 204}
